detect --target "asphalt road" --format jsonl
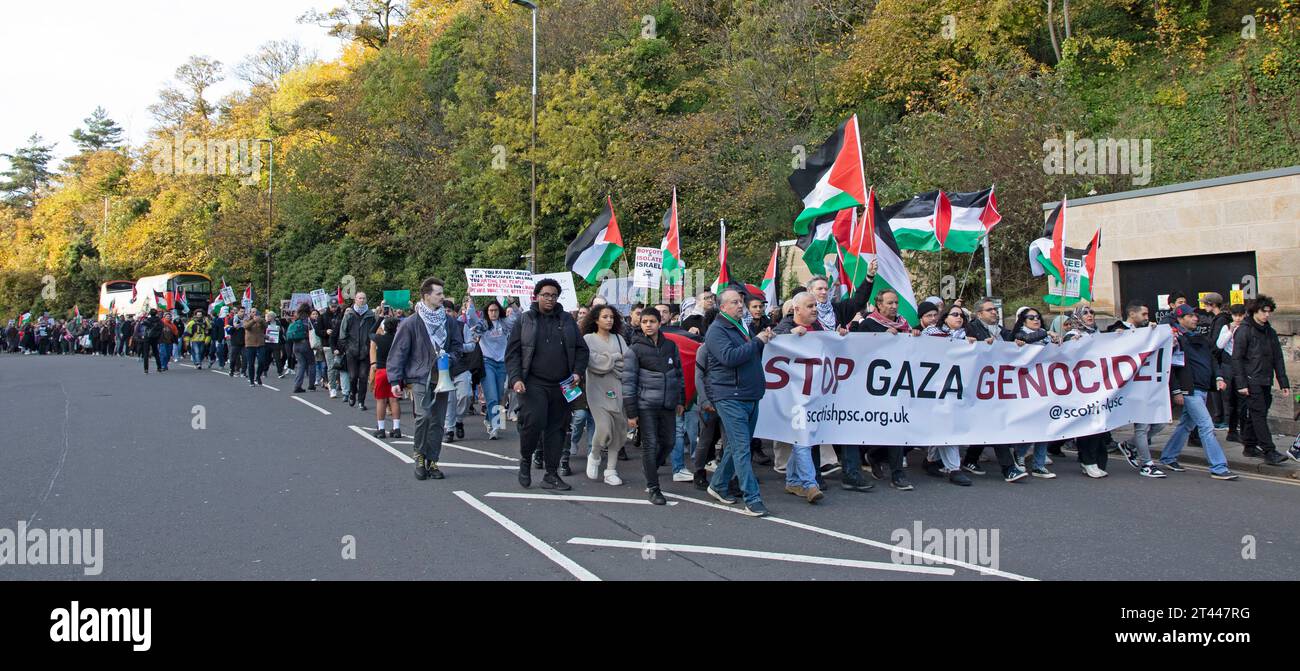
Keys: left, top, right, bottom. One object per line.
{"left": 3, "top": 352, "right": 1298, "bottom": 581}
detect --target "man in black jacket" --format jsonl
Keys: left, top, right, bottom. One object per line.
{"left": 338, "top": 292, "right": 377, "bottom": 410}
{"left": 623, "top": 309, "right": 685, "bottom": 505}
{"left": 139, "top": 310, "right": 162, "bottom": 373}
{"left": 1157, "top": 304, "right": 1238, "bottom": 479}
{"left": 1232, "top": 295, "right": 1291, "bottom": 465}
{"left": 965, "top": 297, "right": 1008, "bottom": 342}
{"left": 507, "top": 278, "right": 589, "bottom": 490}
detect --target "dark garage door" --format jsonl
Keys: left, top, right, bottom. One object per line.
{"left": 1117, "top": 251, "right": 1257, "bottom": 323}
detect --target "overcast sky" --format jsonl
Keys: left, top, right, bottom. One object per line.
{"left": 1, "top": 0, "right": 344, "bottom": 170}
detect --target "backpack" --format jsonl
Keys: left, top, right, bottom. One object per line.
{"left": 286, "top": 320, "right": 307, "bottom": 342}
{"left": 146, "top": 319, "right": 163, "bottom": 340}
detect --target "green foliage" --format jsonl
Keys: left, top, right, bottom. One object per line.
{"left": 2, "top": 0, "right": 1298, "bottom": 319}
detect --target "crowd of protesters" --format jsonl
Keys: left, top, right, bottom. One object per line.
{"left": 5, "top": 277, "right": 1296, "bottom": 516}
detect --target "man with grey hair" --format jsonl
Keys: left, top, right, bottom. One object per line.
{"left": 772, "top": 292, "right": 872, "bottom": 498}
{"left": 703, "top": 288, "right": 774, "bottom": 516}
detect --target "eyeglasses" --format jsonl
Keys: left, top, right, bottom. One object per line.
{"left": 538, "top": 292, "right": 559, "bottom": 299}
{"left": 1025, "top": 315, "right": 1042, "bottom": 321}
{"left": 948, "top": 312, "right": 964, "bottom": 317}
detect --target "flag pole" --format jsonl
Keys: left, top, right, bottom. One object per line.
{"left": 982, "top": 233, "right": 993, "bottom": 298}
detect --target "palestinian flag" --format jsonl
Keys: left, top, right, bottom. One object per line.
{"left": 662, "top": 331, "right": 700, "bottom": 405}
{"left": 660, "top": 188, "right": 684, "bottom": 298}
{"left": 177, "top": 288, "right": 190, "bottom": 314}
{"left": 336, "top": 286, "right": 344, "bottom": 306}
{"left": 795, "top": 208, "right": 842, "bottom": 277}
{"left": 789, "top": 115, "right": 868, "bottom": 235}
{"left": 108, "top": 297, "right": 116, "bottom": 312}
{"left": 209, "top": 293, "right": 226, "bottom": 316}
{"left": 130, "top": 284, "right": 138, "bottom": 304}
{"left": 73, "top": 305, "right": 81, "bottom": 320}
{"left": 760, "top": 243, "right": 779, "bottom": 308}
{"left": 243, "top": 285, "right": 254, "bottom": 307}
{"left": 20, "top": 312, "right": 31, "bottom": 325}
{"left": 863, "top": 195, "right": 920, "bottom": 326}
{"left": 1029, "top": 197, "right": 1100, "bottom": 306}
{"left": 882, "top": 191, "right": 944, "bottom": 251}
{"left": 938, "top": 187, "right": 1001, "bottom": 253}
{"left": 710, "top": 220, "right": 731, "bottom": 294}
{"left": 566, "top": 196, "right": 625, "bottom": 284}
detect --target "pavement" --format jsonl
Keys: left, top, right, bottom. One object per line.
{"left": 3, "top": 352, "right": 1299, "bottom": 581}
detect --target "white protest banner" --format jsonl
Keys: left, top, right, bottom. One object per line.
{"left": 533, "top": 271, "right": 578, "bottom": 312}
{"left": 633, "top": 246, "right": 663, "bottom": 289}
{"left": 465, "top": 268, "right": 534, "bottom": 298}
{"left": 755, "top": 327, "right": 1173, "bottom": 447}
{"left": 310, "top": 289, "right": 330, "bottom": 311}
{"left": 221, "top": 285, "right": 237, "bottom": 306}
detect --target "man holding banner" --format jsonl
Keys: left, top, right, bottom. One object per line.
{"left": 704, "top": 289, "right": 775, "bottom": 516}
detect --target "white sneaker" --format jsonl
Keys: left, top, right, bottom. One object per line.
{"left": 329, "top": 389, "right": 338, "bottom": 399}
{"left": 586, "top": 454, "right": 602, "bottom": 480}
{"left": 705, "top": 459, "right": 719, "bottom": 473}
{"left": 672, "top": 468, "right": 693, "bottom": 482}
{"left": 603, "top": 469, "right": 622, "bottom": 486}
{"left": 773, "top": 463, "right": 787, "bottom": 474}
{"left": 1082, "top": 463, "right": 1108, "bottom": 478}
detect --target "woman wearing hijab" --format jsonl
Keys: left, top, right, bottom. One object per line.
{"left": 1061, "top": 306, "right": 1110, "bottom": 478}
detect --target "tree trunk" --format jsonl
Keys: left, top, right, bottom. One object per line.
{"left": 1046, "top": 0, "right": 1061, "bottom": 63}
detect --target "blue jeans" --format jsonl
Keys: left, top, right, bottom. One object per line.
{"left": 1161, "top": 390, "right": 1230, "bottom": 473}
{"left": 568, "top": 408, "right": 594, "bottom": 455}
{"left": 709, "top": 399, "right": 762, "bottom": 505}
{"left": 245, "top": 346, "right": 264, "bottom": 382}
{"left": 483, "top": 358, "right": 506, "bottom": 431}
{"left": 672, "top": 404, "right": 699, "bottom": 472}
{"left": 1014, "top": 442, "right": 1048, "bottom": 470}
{"left": 786, "top": 444, "right": 817, "bottom": 488}
{"left": 190, "top": 341, "right": 206, "bottom": 366}
{"left": 155, "top": 342, "right": 171, "bottom": 370}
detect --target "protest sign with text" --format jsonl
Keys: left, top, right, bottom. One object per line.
{"left": 755, "top": 328, "right": 1173, "bottom": 446}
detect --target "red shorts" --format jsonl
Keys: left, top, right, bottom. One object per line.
{"left": 373, "top": 368, "right": 397, "bottom": 400}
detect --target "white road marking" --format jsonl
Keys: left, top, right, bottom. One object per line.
{"left": 209, "top": 369, "right": 229, "bottom": 377}
{"left": 290, "top": 396, "right": 331, "bottom": 415}
{"left": 455, "top": 491, "right": 599, "bottom": 581}
{"left": 435, "top": 463, "right": 517, "bottom": 470}
{"left": 391, "top": 440, "right": 414, "bottom": 445}
{"left": 442, "top": 442, "right": 517, "bottom": 462}
{"left": 567, "top": 537, "right": 954, "bottom": 575}
{"left": 486, "top": 492, "right": 677, "bottom": 506}
{"left": 260, "top": 383, "right": 280, "bottom": 391}
{"left": 348, "top": 425, "right": 414, "bottom": 463}
{"left": 663, "top": 492, "right": 1035, "bottom": 581}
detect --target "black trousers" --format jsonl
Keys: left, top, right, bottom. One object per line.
{"left": 346, "top": 352, "right": 369, "bottom": 403}
{"left": 140, "top": 338, "right": 158, "bottom": 371}
{"left": 518, "top": 379, "right": 571, "bottom": 473}
{"left": 228, "top": 345, "right": 244, "bottom": 376}
{"left": 1225, "top": 387, "right": 1245, "bottom": 435}
{"left": 1076, "top": 432, "right": 1109, "bottom": 468}
{"left": 693, "top": 409, "right": 723, "bottom": 472}
{"left": 639, "top": 408, "right": 676, "bottom": 490}
{"left": 867, "top": 446, "right": 905, "bottom": 471}
{"left": 963, "top": 445, "right": 1014, "bottom": 469}
{"left": 1241, "top": 386, "right": 1277, "bottom": 452}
